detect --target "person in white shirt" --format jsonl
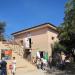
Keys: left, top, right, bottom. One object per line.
{"left": 11, "top": 57, "right": 16, "bottom": 75}
{"left": 36, "top": 51, "right": 40, "bottom": 59}
{"left": 36, "top": 58, "right": 41, "bottom": 69}
{"left": 41, "top": 58, "right": 47, "bottom": 70}
{"left": 61, "top": 52, "right": 66, "bottom": 64}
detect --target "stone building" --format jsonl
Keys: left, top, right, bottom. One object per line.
{"left": 12, "top": 23, "right": 58, "bottom": 60}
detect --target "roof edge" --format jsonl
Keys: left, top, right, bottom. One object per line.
{"left": 11, "top": 22, "right": 57, "bottom": 35}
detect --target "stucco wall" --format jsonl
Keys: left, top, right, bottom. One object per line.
{"left": 14, "top": 33, "right": 27, "bottom": 45}
{"left": 13, "top": 25, "right": 58, "bottom": 57}
{"left": 31, "top": 27, "right": 49, "bottom": 57}
{"left": 31, "top": 27, "right": 48, "bottom": 51}
{"left": 47, "top": 28, "right": 58, "bottom": 56}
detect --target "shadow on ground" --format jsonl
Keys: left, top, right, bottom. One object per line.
{"left": 64, "top": 63, "right": 75, "bottom": 75}
{"left": 45, "top": 63, "right": 75, "bottom": 75}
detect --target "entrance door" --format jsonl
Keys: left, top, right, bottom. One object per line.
{"left": 23, "top": 49, "right": 31, "bottom": 61}
{"left": 40, "top": 51, "right": 43, "bottom": 58}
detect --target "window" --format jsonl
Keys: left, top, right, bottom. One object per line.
{"left": 52, "top": 37, "right": 54, "bottom": 40}
{"left": 29, "top": 38, "right": 32, "bottom": 48}
{"left": 20, "top": 40, "right": 23, "bottom": 45}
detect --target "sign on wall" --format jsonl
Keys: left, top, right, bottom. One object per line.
{"left": 1, "top": 49, "right": 12, "bottom": 60}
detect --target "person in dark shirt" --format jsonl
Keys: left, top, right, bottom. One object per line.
{"left": 0, "top": 60, "right": 1, "bottom": 69}
{"left": 1, "top": 58, "right": 7, "bottom": 75}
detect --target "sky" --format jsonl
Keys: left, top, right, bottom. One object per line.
{"left": 0, "top": 0, "right": 66, "bottom": 38}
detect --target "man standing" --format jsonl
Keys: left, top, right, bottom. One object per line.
{"left": 48, "top": 56, "right": 52, "bottom": 70}
{"left": 0, "top": 60, "right": 2, "bottom": 75}
{"left": 1, "top": 58, "right": 7, "bottom": 75}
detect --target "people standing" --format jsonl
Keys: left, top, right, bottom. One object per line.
{"left": 1, "top": 58, "right": 7, "bottom": 75}
{"left": 36, "top": 51, "right": 40, "bottom": 59}
{"left": 0, "top": 60, "right": 2, "bottom": 75}
{"left": 65, "top": 55, "right": 70, "bottom": 70}
{"left": 40, "top": 58, "right": 44, "bottom": 70}
{"left": 60, "top": 52, "right": 66, "bottom": 70}
{"left": 36, "top": 58, "right": 41, "bottom": 69}
{"left": 48, "top": 56, "right": 52, "bottom": 70}
{"left": 61, "top": 52, "right": 66, "bottom": 63}
{"left": 11, "top": 57, "right": 16, "bottom": 75}
{"left": 43, "top": 58, "right": 47, "bottom": 70}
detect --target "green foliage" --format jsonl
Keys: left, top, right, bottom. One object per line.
{"left": 52, "top": 1, "right": 75, "bottom": 61}
{"left": 0, "top": 22, "right": 6, "bottom": 41}
{"left": 52, "top": 42, "right": 66, "bottom": 53}
{"left": 58, "top": 0, "right": 75, "bottom": 50}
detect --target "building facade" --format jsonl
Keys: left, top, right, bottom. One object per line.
{"left": 12, "top": 23, "right": 58, "bottom": 60}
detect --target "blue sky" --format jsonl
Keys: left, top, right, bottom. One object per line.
{"left": 0, "top": 0, "right": 66, "bottom": 38}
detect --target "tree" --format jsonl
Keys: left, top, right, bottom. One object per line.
{"left": 52, "top": 42, "right": 66, "bottom": 53}
{"left": 58, "top": 0, "right": 75, "bottom": 50}
{"left": 58, "top": 0, "right": 75, "bottom": 61}
{"left": 0, "top": 22, "right": 6, "bottom": 41}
